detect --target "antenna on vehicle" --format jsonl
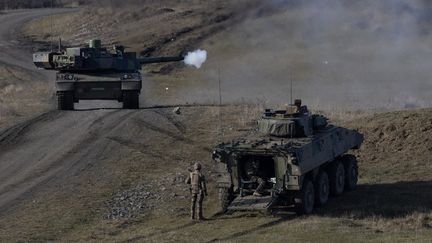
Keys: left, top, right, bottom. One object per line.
{"left": 50, "top": 0, "right": 54, "bottom": 51}
{"left": 218, "top": 67, "right": 224, "bottom": 143}
{"left": 290, "top": 73, "right": 293, "bottom": 105}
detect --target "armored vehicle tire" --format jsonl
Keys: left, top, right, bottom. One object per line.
{"left": 343, "top": 155, "right": 358, "bottom": 191}
{"left": 218, "top": 187, "right": 233, "bottom": 213}
{"left": 122, "top": 91, "right": 139, "bottom": 109}
{"left": 329, "top": 161, "right": 345, "bottom": 196}
{"left": 57, "top": 91, "right": 74, "bottom": 110}
{"left": 315, "top": 171, "right": 330, "bottom": 206}
{"left": 295, "top": 179, "right": 315, "bottom": 215}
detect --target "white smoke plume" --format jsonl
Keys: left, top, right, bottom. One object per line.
{"left": 184, "top": 49, "right": 207, "bottom": 69}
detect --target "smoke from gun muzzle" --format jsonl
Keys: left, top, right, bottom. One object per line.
{"left": 184, "top": 49, "right": 207, "bottom": 69}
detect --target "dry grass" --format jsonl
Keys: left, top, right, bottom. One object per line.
{"left": 0, "top": 63, "right": 52, "bottom": 129}
{"left": 23, "top": 1, "right": 261, "bottom": 55}
{"left": 3, "top": 1, "right": 432, "bottom": 241}
{"left": 0, "top": 106, "right": 431, "bottom": 242}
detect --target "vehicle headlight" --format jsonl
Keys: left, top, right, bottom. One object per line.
{"left": 123, "top": 74, "right": 133, "bottom": 80}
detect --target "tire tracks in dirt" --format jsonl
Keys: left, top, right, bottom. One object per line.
{"left": 0, "top": 109, "right": 139, "bottom": 215}
{"left": 0, "top": 111, "right": 60, "bottom": 148}
{"left": 132, "top": 113, "right": 212, "bottom": 153}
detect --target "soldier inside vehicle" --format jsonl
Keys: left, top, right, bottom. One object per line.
{"left": 238, "top": 156, "right": 276, "bottom": 197}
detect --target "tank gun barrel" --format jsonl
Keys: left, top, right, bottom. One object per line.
{"left": 138, "top": 56, "right": 184, "bottom": 64}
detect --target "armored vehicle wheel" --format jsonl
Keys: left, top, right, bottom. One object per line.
{"left": 122, "top": 91, "right": 139, "bottom": 109}
{"left": 218, "top": 187, "right": 233, "bottom": 213}
{"left": 315, "top": 171, "right": 330, "bottom": 206}
{"left": 57, "top": 91, "right": 74, "bottom": 110}
{"left": 295, "top": 179, "right": 315, "bottom": 215}
{"left": 343, "top": 155, "right": 358, "bottom": 191}
{"left": 329, "top": 161, "right": 345, "bottom": 196}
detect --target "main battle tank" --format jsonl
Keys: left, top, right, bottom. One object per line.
{"left": 33, "top": 39, "right": 184, "bottom": 110}
{"left": 212, "top": 100, "right": 364, "bottom": 214}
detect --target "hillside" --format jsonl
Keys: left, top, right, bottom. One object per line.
{"left": 0, "top": 63, "right": 51, "bottom": 128}
{"left": 24, "top": 0, "right": 432, "bottom": 107}
{"left": 0, "top": 106, "right": 431, "bottom": 242}
{"left": 0, "top": 1, "right": 431, "bottom": 242}
{"left": 347, "top": 109, "right": 432, "bottom": 183}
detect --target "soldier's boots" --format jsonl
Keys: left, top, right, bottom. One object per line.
{"left": 191, "top": 205, "right": 205, "bottom": 221}
{"left": 191, "top": 212, "right": 205, "bottom": 221}
{"left": 198, "top": 207, "right": 205, "bottom": 220}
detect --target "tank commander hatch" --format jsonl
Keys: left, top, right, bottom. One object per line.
{"left": 294, "top": 99, "right": 309, "bottom": 115}
{"left": 186, "top": 162, "right": 207, "bottom": 220}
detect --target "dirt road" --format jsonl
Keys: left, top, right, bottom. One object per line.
{"left": 0, "top": 9, "right": 140, "bottom": 214}
{"left": 0, "top": 9, "right": 74, "bottom": 70}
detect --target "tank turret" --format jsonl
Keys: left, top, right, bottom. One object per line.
{"left": 33, "top": 39, "right": 184, "bottom": 72}
{"left": 258, "top": 103, "right": 328, "bottom": 138}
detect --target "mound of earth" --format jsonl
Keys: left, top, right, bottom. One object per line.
{"left": 347, "top": 109, "right": 432, "bottom": 183}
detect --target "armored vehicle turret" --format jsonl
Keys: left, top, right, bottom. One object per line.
{"left": 212, "top": 100, "right": 363, "bottom": 214}
{"left": 33, "top": 39, "right": 184, "bottom": 110}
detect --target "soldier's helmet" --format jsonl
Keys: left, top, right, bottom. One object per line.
{"left": 194, "top": 162, "right": 202, "bottom": 171}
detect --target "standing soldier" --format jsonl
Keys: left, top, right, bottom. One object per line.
{"left": 186, "top": 162, "right": 207, "bottom": 220}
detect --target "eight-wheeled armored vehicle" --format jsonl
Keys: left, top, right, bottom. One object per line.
{"left": 33, "top": 39, "right": 184, "bottom": 110}
{"left": 212, "top": 100, "right": 363, "bottom": 214}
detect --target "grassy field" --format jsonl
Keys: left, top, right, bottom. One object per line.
{"left": 0, "top": 106, "right": 431, "bottom": 242}
{"left": 0, "top": 63, "right": 52, "bottom": 129}
{"left": 1, "top": 1, "right": 431, "bottom": 242}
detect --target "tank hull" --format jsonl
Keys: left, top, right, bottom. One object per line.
{"left": 56, "top": 72, "right": 141, "bottom": 102}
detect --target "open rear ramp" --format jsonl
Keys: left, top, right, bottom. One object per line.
{"left": 228, "top": 195, "right": 277, "bottom": 212}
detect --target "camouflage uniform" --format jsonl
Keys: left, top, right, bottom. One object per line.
{"left": 186, "top": 163, "right": 207, "bottom": 220}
